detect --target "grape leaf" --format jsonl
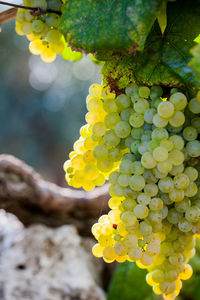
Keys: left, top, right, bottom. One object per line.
{"left": 189, "top": 44, "right": 200, "bottom": 82}
{"left": 107, "top": 262, "right": 156, "bottom": 300}
{"left": 101, "top": 0, "right": 200, "bottom": 95}
{"left": 59, "top": 0, "right": 164, "bottom": 53}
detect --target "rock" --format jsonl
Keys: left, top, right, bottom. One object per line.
{"left": 0, "top": 212, "right": 106, "bottom": 300}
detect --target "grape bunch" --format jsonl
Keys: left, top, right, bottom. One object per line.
{"left": 64, "top": 82, "right": 200, "bottom": 300}
{"left": 15, "top": 0, "right": 66, "bottom": 63}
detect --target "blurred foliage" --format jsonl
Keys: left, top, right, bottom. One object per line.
{"left": 0, "top": 21, "right": 101, "bottom": 184}
{"left": 108, "top": 262, "right": 156, "bottom": 300}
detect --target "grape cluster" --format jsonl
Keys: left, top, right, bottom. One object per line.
{"left": 64, "top": 82, "right": 200, "bottom": 299}
{"left": 15, "top": 0, "right": 66, "bottom": 62}
{"left": 64, "top": 85, "right": 130, "bottom": 191}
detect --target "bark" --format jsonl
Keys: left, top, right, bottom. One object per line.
{"left": 0, "top": 155, "right": 109, "bottom": 235}
{"left": 0, "top": 8, "right": 17, "bottom": 25}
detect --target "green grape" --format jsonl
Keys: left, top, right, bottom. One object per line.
{"left": 168, "top": 150, "right": 184, "bottom": 166}
{"left": 178, "top": 218, "right": 192, "bottom": 232}
{"left": 138, "top": 141, "right": 149, "bottom": 155}
{"left": 134, "top": 99, "right": 149, "bottom": 114}
{"left": 169, "top": 188, "right": 184, "bottom": 202}
{"left": 121, "top": 211, "right": 137, "bottom": 226}
{"left": 104, "top": 112, "right": 120, "bottom": 129}
{"left": 131, "top": 128, "right": 144, "bottom": 139}
{"left": 158, "top": 177, "right": 174, "bottom": 193}
{"left": 131, "top": 161, "right": 144, "bottom": 175}
{"left": 148, "top": 140, "right": 160, "bottom": 151}
{"left": 103, "top": 130, "right": 120, "bottom": 147}
{"left": 188, "top": 97, "right": 200, "bottom": 114}
{"left": 120, "top": 108, "right": 134, "bottom": 122}
{"left": 116, "top": 94, "right": 131, "bottom": 111}
{"left": 129, "top": 113, "right": 144, "bottom": 128}
{"left": 125, "top": 137, "right": 134, "bottom": 148}
{"left": 186, "top": 140, "right": 200, "bottom": 157}
{"left": 169, "top": 135, "right": 184, "bottom": 150}
{"left": 144, "top": 183, "right": 158, "bottom": 196}
{"left": 122, "top": 199, "right": 137, "bottom": 210}
{"left": 153, "top": 114, "right": 168, "bottom": 128}
{"left": 129, "top": 175, "right": 145, "bottom": 191}
{"left": 169, "top": 111, "right": 185, "bottom": 127}
{"left": 109, "top": 171, "right": 119, "bottom": 185}
{"left": 138, "top": 86, "right": 150, "bottom": 98}
{"left": 92, "top": 122, "right": 106, "bottom": 137}
{"left": 170, "top": 164, "right": 184, "bottom": 176}
{"left": 152, "top": 128, "right": 169, "bottom": 140}
{"left": 185, "top": 206, "right": 200, "bottom": 223}
{"left": 32, "top": 20, "right": 45, "bottom": 33}
{"left": 93, "top": 145, "right": 108, "bottom": 160}
{"left": 141, "top": 131, "right": 152, "bottom": 142}
{"left": 47, "top": 29, "right": 62, "bottom": 44}
{"left": 191, "top": 117, "right": 200, "bottom": 133}
{"left": 130, "top": 140, "right": 140, "bottom": 154}
{"left": 139, "top": 221, "right": 152, "bottom": 236}
{"left": 169, "top": 92, "right": 187, "bottom": 111}
{"left": 144, "top": 108, "right": 156, "bottom": 124}
{"left": 157, "top": 160, "right": 172, "bottom": 174}
{"left": 125, "top": 83, "right": 138, "bottom": 97}
{"left": 113, "top": 183, "right": 124, "bottom": 196}
{"left": 108, "top": 148, "right": 122, "bottom": 162}
{"left": 149, "top": 197, "right": 163, "bottom": 211}
{"left": 134, "top": 204, "right": 149, "bottom": 219}
{"left": 151, "top": 270, "right": 165, "bottom": 283}
{"left": 184, "top": 167, "right": 198, "bottom": 181}
{"left": 153, "top": 147, "right": 168, "bottom": 162}
{"left": 137, "top": 193, "right": 151, "bottom": 205}
{"left": 141, "top": 152, "right": 157, "bottom": 169}
{"left": 115, "top": 121, "right": 131, "bottom": 138}
{"left": 157, "top": 101, "right": 174, "bottom": 118}
{"left": 183, "top": 126, "right": 198, "bottom": 141}
{"left": 120, "top": 159, "right": 132, "bottom": 174}
{"left": 173, "top": 173, "right": 190, "bottom": 190}
{"left": 46, "top": 14, "right": 60, "bottom": 27}
{"left": 128, "top": 246, "right": 142, "bottom": 260}
{"left": 118, "top": 174, "right": 131, "bottom": 187}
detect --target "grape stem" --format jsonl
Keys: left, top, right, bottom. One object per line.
{"left": 0, "top": 1, "right": 62, "bottom": 22}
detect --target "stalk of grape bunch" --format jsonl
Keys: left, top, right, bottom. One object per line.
{"left": 64, "top": 82, "right": 200, "bottom": 300}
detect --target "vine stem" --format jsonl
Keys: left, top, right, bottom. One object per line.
{"left": 0, "top": 0, "right": 61, "bottom": 25}
{"left": 0, "top": 154, "right": 109, "bottom": 235}
{"left": 0, "top": 7, "right": 17, "bottom": 25}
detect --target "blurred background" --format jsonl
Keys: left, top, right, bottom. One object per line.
{"left": 0, "top": 18, "right": 101, "bottom": 186}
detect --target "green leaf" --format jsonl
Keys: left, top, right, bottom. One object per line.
{"left": 61, "top": 44, "right": 83, "bottom": 62}
{"left": 107, "top": 262, "right": 156, "bottom": 300}
{"left": 59, "top": 0, "right": 164, "bottom": 53}
{"left": 189, "top": 44, "right": 200, "bottom": 82}
{"left": 101, "top": 0, "right": 200, "bottom": 95}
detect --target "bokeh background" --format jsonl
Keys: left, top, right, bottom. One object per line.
{"left": 0, "top": 18, "right": 101, "bottom": 186}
